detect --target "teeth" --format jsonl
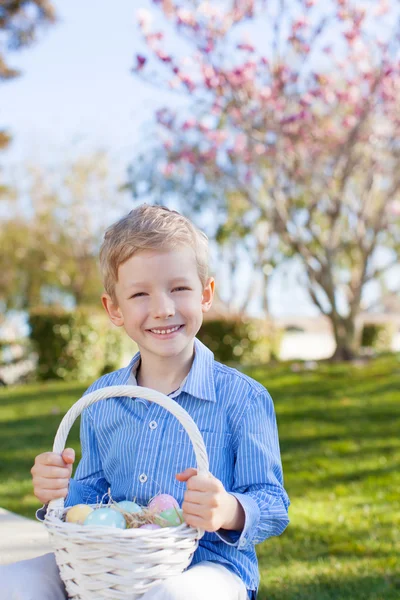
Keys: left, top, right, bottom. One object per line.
{"left": 150, "top": 326, "right": 181, "bottom": 335}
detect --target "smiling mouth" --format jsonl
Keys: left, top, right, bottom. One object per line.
{"left": 147, "top": 325, "right": 184, "bottom": 336}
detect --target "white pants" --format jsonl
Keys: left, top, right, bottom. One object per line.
{"left": 0, "top": 553, "right": 249, "bottom": 600}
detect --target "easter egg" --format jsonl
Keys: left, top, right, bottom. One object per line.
{"left": 83, "top": 507, "right": 126, "bottom": 529}
{"left": 65, "top": 504, "right": 94, "bottom": 525}
{"left": 114, "top": 501, "right": 142, "bottom": 514}
{"left": 155, "top": 507, "right": 184, "bottom": 527}
{"left": 139, "top": 523, "right": 162, "bottom": 530}
{"left": 148, "top": 494, "right": 179, "bottom": 514}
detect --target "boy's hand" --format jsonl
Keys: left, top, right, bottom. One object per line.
{"left": 176, "top": 468, "right": 245, "bottom": 533}
{"left": 31, "top": 448, "right": 75, "bottom": 504}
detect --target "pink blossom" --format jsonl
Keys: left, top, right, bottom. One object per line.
{"left": 182, "top": 118, "right": 196, "bottom": 130}
{"left": 180, "top": 149, "right": 197, "bottom": 164}
{"left": 137, "top": 8, "right": 153, "bottom": 33}
{"left": 156, "top": 49, "right": 172, "bottom": 62}
{"left": 374, "top": 0, "right": 390, "bottom": 16}
{"left": 337, "top": 9, "right": 349, "bottom": 21}
{"left": 135, "top": 55, "right": 147, "bottom": 70}
{"left": 343, "top": 115, "right": 357, "bottom": 128}
{"left": 244, "top": 169, "right": 253, "bottom": 183}
{"left": 199, "top": 122, "right": 210, "bottom": 133}
{"left": 280, "top": 110, "right": 307, "bottom": 125}
{"left": 344, "top": 29, "right": 359, "bottom": 44}
{"left": 178, "top": 73, "right": 196, "bottom": 92}
{"left": 292, "top": 16, "right": 309, "bottom": 32}
{"left": 203, "top": 40, "right": 215, "bottom": 54}
{"left": 160, "top": 163, "right": 174, "bottom": 177}
{"left": 147, "top": 32, "right": 164, "bottom": 43}
{"left": 388, "top": 200, "right": 400, "bottom": 216}
{"left": 207, "top": 130, "right": 228, "bottom": 145}
{"left": 237, "top": 42, "right": 255, "bottom": 52}
{"left": 259, "top": 86, "right": 272, "bottom": 101}
{"left": 176, "top": 8, "right": 196, "bottom": 28}
{"left": 300, "top": 93, "right": 314, "bottom": 107}
{"left": 234, "top": 134, "right": 247, "bottom": 153}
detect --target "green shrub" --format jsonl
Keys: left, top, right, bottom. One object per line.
{"left": 361, "top": 323, "right": 394, "bottom": 352}
{"left": 198, "top": 317, "right": 282, "bottom": 365}
{"left": 29, "top": 306, "right": 125, "bottom": 382}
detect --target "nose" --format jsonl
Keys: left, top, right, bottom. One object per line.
{"left": 151, "top": 293, "right": 175, "bottom": 319}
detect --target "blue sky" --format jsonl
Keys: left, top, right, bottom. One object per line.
{"left": 1, "top": 0, "right": 160, "bottom": 162}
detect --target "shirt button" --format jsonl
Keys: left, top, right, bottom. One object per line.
{"left": 139, "top": 473, "right": 148, "bottom": 483}
{"left": 149, "top": 420, "right": 157, "bottom": 430}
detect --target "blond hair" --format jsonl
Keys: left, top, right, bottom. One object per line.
{"left": 99, "top": 204, "right": 209, "bottom": 301}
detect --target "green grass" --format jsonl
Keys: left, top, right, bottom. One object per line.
{"left": 0, "top": 356, "right": 399, "bottom": 599}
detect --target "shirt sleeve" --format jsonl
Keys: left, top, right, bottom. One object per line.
{"left": 216, "top": 388, "right": 290, "bottom": 550}
{"left": 64, "top": 406, "right": 110, "bottom": 507}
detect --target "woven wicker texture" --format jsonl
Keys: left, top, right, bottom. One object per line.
{"left": 44, "top": 385, "right": 210, "bottom": 599}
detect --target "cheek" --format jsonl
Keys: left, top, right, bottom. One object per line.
{"left": 179, "top": 298, "right": 202, "bottom": 317}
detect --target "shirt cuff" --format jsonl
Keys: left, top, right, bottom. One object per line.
{"left": 65, "top": 479, "right": 110, "bottom": 507}
{"left": 215, "top": 492, "right": 260, "bottom": 550}
{"left": 35, "top": 504, "right": 48, "bottom": 522}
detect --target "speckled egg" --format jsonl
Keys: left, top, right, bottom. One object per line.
{"left": 65, "top": 504, "right": 94, "bottom": 525}
{"left": 114, "top": 501, "right": 142, "bottom": 514}
{"left": 155, "top": 507, "right": 184, "bottom": 527}
{"left": 139, "top": 523, "right": 162, "bottom": 530}
{"left": 83, "top": 507, "right": 126, "bottom": 529}
{"left": 148, "top": 494, "right": 179, "bottom": 514}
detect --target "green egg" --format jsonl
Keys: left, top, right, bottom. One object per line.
{"left": 156, "top": 507, "right": 184, "bottom": 527}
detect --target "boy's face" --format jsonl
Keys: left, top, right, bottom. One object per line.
{"left": 102, "top": 247, "right": 214, "bottom": 363}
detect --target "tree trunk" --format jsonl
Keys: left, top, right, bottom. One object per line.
{"left": 329, "top": 315, "right": 359, "bottom": 361}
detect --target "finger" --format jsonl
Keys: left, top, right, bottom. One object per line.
{"left": 33, "top": 477, "right": 71, "bottom": 490}
{"left": 175, "top": 468, "right": 197, "bottom": 482}
{"left": 32, "top": 465, "right": 72, "bottom": 479}
{"left": 37, "top": 453, "right": 69, "bottom": 468}
{"left": 61, "top": 448, "right": 75, "bottom": 464}
{"left": 186, "top": 473, "right": 215, "bottom": 492}
{"left": 183, "top": 513, "right": 208, "bottom": 530}
{"left": 182, "top": 501, "right": 207, "bottom": 518}
{"left": 37, "top": 488, "right": 69, "bottom": 503}
{"left": 183, "top": 490, "right": 207, "bottom": 505}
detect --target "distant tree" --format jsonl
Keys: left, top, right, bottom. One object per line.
{"left": 0, "top": 0, "right": 56, "bottom": 81}
{"left": 129, "top": 0, "right": 400, "bottom": 360}
{"left": 0, "top": 1, "right": 56, "bottom": 176}
{"left": 0, "top": 153, "right": 125, "bottom": 311}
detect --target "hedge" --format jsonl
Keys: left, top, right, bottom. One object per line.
{"left": 29, "top": 306, "right": 126, "bottom": 382}
{"left": 198, "top": 317, "right": 282, "bottom": 365}
{"left": 361, "top": 323, "right": 394, "bottom": 353}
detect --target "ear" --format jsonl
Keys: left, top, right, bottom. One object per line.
{"left": 201, "top": 277, "right": 215, "bottom": 314}
{"left": 101, "top": 293, "right": 124, "bottom": 327}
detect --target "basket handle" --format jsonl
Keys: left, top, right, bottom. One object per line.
{"left": 47, "top": 385, "right": 210, "bottom": 513}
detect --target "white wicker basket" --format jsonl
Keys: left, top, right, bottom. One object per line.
{"left": 44, "top": 385, "right": 210, "bottom": 600}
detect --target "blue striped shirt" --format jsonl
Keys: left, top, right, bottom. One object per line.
{"left": 65, "top": 338, "right": 290, "bottom": 595}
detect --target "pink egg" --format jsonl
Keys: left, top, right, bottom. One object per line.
{"left": 148, "top": 494, "right": 179, "bottom": 513}
{"left": 139, "top": 524, "right": 162, "bottom": 530}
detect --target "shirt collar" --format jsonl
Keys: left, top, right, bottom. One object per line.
{"left": 117, "top": 338, "right": 216, "bottom": 402}
{"left": 180, "top": 338, "right": 216, "bottom": 402}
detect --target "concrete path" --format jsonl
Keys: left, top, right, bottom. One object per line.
{"left": 0, "top": 508, "right": 52, "bottom": 565}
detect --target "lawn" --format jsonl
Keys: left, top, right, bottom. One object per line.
{"left": 0, "top": 356, "right": 399, "bottom": 599}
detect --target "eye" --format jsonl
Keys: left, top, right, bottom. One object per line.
{"left": 172, "top": 287, "right": 190, "bottom": 292}
{"left": 129, "top": 292, "right": 147, "bottom": 299}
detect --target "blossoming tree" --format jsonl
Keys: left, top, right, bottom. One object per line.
{"left": 129, "top": 0, "right": 400, "bottom": 359}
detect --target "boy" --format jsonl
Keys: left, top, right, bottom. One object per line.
{"left": 2, "top": 204, "right": 290, "bottom": 599}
